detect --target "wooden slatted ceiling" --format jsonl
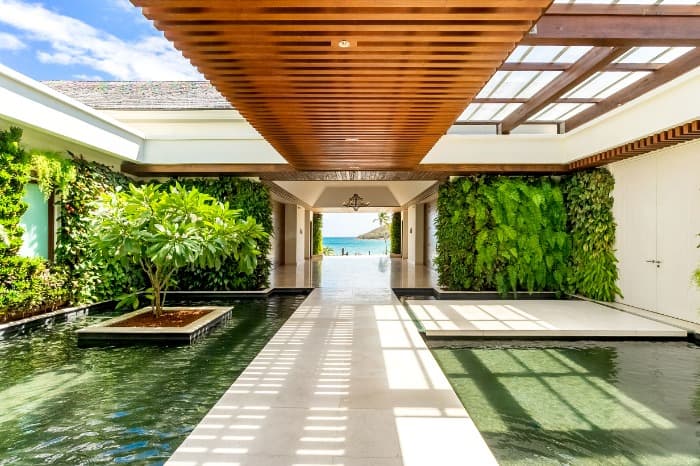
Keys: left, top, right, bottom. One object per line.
{"left": 132, "top": 0, "right": 552, "bottom": 170}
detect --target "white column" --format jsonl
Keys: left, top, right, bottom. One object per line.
{"left": 407, "top": 204, "right": 425, "bottom": 265}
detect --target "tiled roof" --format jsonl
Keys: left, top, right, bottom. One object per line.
{"left": 41, "top": 81, "right": 233, "bottom": 110}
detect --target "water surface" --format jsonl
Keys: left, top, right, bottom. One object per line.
{"left": 0, "top": 295, "right": 306, "bottom": 465}
{"left": 433, "top": 341, "right": 700, "bottom": 466}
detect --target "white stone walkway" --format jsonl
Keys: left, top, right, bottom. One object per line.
{"left": 167, "top": 287, "right": 497, "bottom": 466}
{"left": 407, "top": 299, "right": 687, "bottom": 338}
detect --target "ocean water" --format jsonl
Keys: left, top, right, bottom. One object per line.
{"left": 322, "top": 236, "right": 388, "bottom": 255}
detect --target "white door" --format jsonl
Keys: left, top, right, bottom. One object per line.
{"left": 655, "top": 144, "right": 700, "bottom": 322}
{"left": 611, "top": 154, "right": 658, "bottom": 311}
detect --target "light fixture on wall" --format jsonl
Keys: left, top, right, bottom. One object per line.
{"left": 342, "top": 193, "right": 370, "bottom": 211}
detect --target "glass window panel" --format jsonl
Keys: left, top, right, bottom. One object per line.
{"left": 456, "top": 103, "right": 479, "bottom": 121}
{"left": 521, "top": 46, "right": 566, "bottom": 63}
{"left": 654, "top": 47, "right": 695, "bottom": 63}
{"left": 596, "top": 72, "right": 650, "bottom": 98}
{"left": 517, "top": 71, "right": 562, "bottom": 98}
{"left": 505, "top": 46, "right": 531, "bottom": 63}
{"left": 566, "top": 72, "right": 630, "bottom": 98}
{"left": 554, "top": 46, "right": 592, "bottom": 63}
{"left": 618, "top": 47, "right": 670, "bottom": 63}
{"left": 492, "top": 103, "right": 523, "bottom": 120}
{"left": 476, "top": 71, "right": 508, "bottom": 98}
{"left": 471, "top": 103, "right": 507, "bottom": 121}
{"left": 490, "top": 71, "right": 538, "bottom": 98}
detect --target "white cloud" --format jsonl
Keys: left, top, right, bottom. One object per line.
{"left": 0, "top": 0, "right": 201, "bottom": 80}
{"left": 0, "top": 31, "right": 25, "bottom": 50}
{"left": 110, "top": 0, "right": 135, "bottom": 12}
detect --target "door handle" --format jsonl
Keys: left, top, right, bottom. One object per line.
{"left": 646, "top": 259, "right": 662, "bottom": 266}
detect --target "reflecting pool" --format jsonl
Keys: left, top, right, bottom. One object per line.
{"left": 0, "top": 294, "right": 306, "bottom": 465}
{"left": 433, "top": 341, "right": 700, "bottom": 466}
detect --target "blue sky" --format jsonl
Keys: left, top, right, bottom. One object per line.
{"left": 0, "top": 0, "right": 200, "bottom": 80}
{"left": 323, "top": 213, "right": 382, "bottom": 237}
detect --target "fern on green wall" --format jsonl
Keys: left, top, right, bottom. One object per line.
{"left": 562, "top": 168, "right": 621, "bottom": 301}
{"left": 312, "top": 213, "right": 323, "bottom": 255}
{"left": 436, "top": 175, "right": 570, "bottom": 295}
{"left": 0, "top": 127, "right": 30, "bottom": 257}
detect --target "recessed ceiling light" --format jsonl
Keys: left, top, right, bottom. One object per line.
{"left": 349, "top": 166, "right": 360, "bottom": 170}
{"left": 344, "top": 137, "right": 360, "bottom": 142}
{"left": 338, "top": 40, "right": 351, "bottom": 48}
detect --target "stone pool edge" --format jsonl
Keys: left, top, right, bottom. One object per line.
{"left": 0, "top": 288, "right": 312, "bottom": 340}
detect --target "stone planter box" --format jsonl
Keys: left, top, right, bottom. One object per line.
{"left": 76, "top": 306, "right": 233, "bottom": 346}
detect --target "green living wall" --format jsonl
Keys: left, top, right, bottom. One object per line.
{"left": 0, "top": 128, "right": 68, "bottom": 321}
{"left": 55, "top": 156, "right": 144, "bottom": 304}
{"left": 312, "top": 213, "right": 323, "bottom": 255}
{"left": 163, "top": 177, "right": 272, "bottom": 290}
{"left": 435, "top": 175, "right": 570, "bottom": 295}
{"left": 390, "top": 212, "right": 401, "bottom": 255}
{"left": 562, "top": 168, "right": 621, "bottom": 301}
{"left": 435, "top": 170, "right": 621, "bottom": 301}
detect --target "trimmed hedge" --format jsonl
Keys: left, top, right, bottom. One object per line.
{"left": 562, "top": 168, "right": 621, "bottom": 301}
{"left": 312, "top": 213, "right": 323, "bottom": 255}
{"left": 164, "top": 177, "right": 272, "bottom": 290}
{"left": 435, "top": 175, "right": 570, "bottom": 295}
{"left": 390, "top": 212, "right": 401, "bottom": 255}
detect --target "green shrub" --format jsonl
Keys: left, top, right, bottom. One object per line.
{"left": 55, "top": 156, "right": 144, "bottom": 304}
{"left": 562, "top": 168, "right": 621, "bottom": 301}
{"left": 390, "top": 212, "right": 401, "bottom": 255}
{"left": 163, "top": 177, "right": 273, "bottom": 290}
{"left": 0, "top": 127, "right": 30, "bottom": 257}
{"left": 0, "top": 256, "right": 68, "bottom": 322}
{"left": 90, "top": 183, "right": 267, "bottom": 316}
{"left": 435, "top": 175, "right": 570, "bottom": 295}
{"left": 312, "top": 213, "right": 323, "bottom": 255}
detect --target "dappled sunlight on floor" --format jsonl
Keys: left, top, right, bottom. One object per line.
{"left": 166, "top": 289, "right": 495, "bottom": 466}
{"left": 407, "top": 299, "right": 686, "bottom": 337}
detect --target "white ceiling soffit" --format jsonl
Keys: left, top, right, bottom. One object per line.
{"left": 272, "top": 181, "right": 437, "bottom": 207}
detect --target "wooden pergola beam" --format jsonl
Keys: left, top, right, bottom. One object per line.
{"left": 500, "top": 47, "right": 629, "bottom": 134}
{"left": 523, "top": 4, "right": 700, "bottom": 46}
{"left": 565, "top": 49, "right": 700, "bottom": 132}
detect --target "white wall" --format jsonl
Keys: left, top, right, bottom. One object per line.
{"left": 407, "top": 203, "right": 425, "bottom": 265}
{"left": 284, "top": 204, "right": 306, "bottom": 265}
{"left": 610, "top": 139, "right": 700, "bottom": 324}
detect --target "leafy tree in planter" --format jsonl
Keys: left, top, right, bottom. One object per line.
{"left": 90, "top": 183, "right": 267, "bottom": 316}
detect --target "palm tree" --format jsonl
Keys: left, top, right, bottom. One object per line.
{"left": 374, "top": 211, "right": 390, "bottom": 255}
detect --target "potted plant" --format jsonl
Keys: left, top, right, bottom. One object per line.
{"left": 89, "top": 183, "right": 266, "bottom": 317}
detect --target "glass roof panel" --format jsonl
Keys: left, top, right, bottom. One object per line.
{"left": 596, "top": 72, "right": 650, "bottom": 98}
{"left": 558, "top": 103, "right": 594, "bottom": 120}
{"left": 489, "top": 71, "right": 538, "bottom": 98}
{"left": 654, "top": 47, "right": 695, "bottom": 63}
{"left": 517, "top": 71, "right": 563, "bottom": 98}
{"left": 521, "top": 46, "right": 566, "bottom": 63}
{"left": 565, "top": 72, "right": 629, "bottom": 98}
{"left": 492, "top": 103, "right": 523, "bottom": 120}
{"left": 617, "top": 0, "right": 657, "bottom": 4}
{"left": 660, "top": 0, "right": 700, "bottom": 4}
{"left": 470, "top": 103, "right": 508, "bottom": 121}
{"left": 456, "top": 103, "right": 479, "bottom": 121}
{"left": 617, "top": 47, "right": 670, "bottom": 63}
{"left": 505, "top": 46, "right": 531, "bottom": 63}
{"left": 555, "top": 46, "right": 593, "bottom": 63}
{"left": 475, "top": 71, "right": 507, "bottom": 98}
{"left": 531, "top": 103, "right": 581, "bottom": 121}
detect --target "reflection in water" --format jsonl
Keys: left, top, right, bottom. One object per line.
{"left": 0, "top": 295, "right": 306, "bottom": 465}
{"left": 433, "top": 341, "right": 700, "bottom": 466}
